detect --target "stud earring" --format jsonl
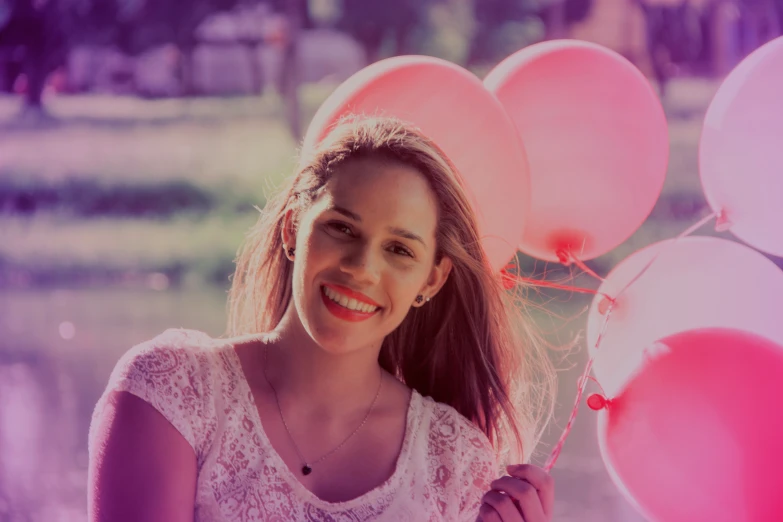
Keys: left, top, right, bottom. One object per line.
{"left": 284, "top": 245, "right": 295, "bottom": 258}
{"left": 415, "top": 295, "right": 430, "bottom": 304}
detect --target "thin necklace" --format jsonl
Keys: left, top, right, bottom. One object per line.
{"left": 263, "top": 346, "right": 383, "bottom": 476}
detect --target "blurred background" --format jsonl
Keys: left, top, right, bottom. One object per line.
{"left": 1, "top": 0, "right": 782, "bottom": 520}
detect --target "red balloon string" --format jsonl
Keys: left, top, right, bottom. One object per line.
{"left": 586, "top": 374, "right": 607, "bottom": 396}
{"left": 544, "top": 295, "right": 616, "bottom": 471}
{"left": 542, "top": 210, "right": 719, "bottom": 472}
{"left": 612, "top": 211, "right": 720, "bottom": 299}
{"left": 563, "top": 249, "right": 606, "bottom": 283}
{"left": 499, "top": 252, "right": 609, "bottom": 296}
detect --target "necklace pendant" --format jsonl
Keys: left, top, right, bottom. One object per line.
{"left": 302, "top": 465, "right": 313, "bottom": 476}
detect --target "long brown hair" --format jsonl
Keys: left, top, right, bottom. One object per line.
{"left": 226, "top": 116, "right": 556, "bottom": 463}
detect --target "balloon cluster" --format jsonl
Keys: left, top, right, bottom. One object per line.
{"left": 304, "top": 36, "right": 783, "bottom": 521}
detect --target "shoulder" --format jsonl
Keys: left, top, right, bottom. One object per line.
{"left": 111, "top": 328, "right": 224, "bottom": 388}
{"left": 91, "top": 328, "right": 224, "bottom": 458}
{"left": 118, "top": 327, "right": 216, "bottom": 364}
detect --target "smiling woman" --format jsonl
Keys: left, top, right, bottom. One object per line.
{"left": 87, "top": 116, "right": 557, "bottom": 522}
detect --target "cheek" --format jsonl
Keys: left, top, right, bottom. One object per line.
{"left": 301, "top": 230, "right": 339, "bottom": 275}
{"left": 295, "top": 229, "right": 339, "bottom": 293}
{"left": 306, "top": 227, "right": 332, "bottom": 254}
{"left": 291, "top": 228, "right": 320, "bottom": 288}
{"left": 386, "top": 269, "right": 425, "bottom": 307}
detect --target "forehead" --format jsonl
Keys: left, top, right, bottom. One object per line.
{"left": 318, "top": 156, "right": 439, "bottom": 229}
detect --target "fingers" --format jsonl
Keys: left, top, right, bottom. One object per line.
{"left": 505, "top": 464, "right": 555, "bottom": 518}
{"left": 477, "top": 502, "right": 503, "bottom": 522}
{"left": 479, "top": 464, "right": 555, "bottom": 522}
{"left": 490, "top": 476, "right": 544, "bottom": 522}
{"left": 477, "top": 503, "right": 506, "bottom": 522}
{"left": 480, "top": 490, "right": 524, "bottom": 522}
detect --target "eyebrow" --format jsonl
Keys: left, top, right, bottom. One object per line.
{"left": 329, "top": 205, "right": 427, "bottom": 247}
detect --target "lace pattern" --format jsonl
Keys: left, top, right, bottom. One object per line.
{"left": 89, "top": 329, "right": 499, "bottom": 521}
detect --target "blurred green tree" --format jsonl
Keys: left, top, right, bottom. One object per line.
{"left": 467, "top": 0, "right": 593, "bottom": 65}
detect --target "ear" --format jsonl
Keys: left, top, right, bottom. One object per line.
{"left": 413, "top": 255, "right": 453, "bottom": 307}
{"left": 281, "top": 208, "right": 297, "bottom": 257}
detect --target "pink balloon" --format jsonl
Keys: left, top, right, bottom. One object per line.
{"left": 598, "top": 328, "right": 783, "bottom": 522}
{"left": 484, "top": 40, "right": 668, "bottom": 262}
{"left": 303, "top": 56, "right": 530, "bottom": 272}
{"left": 587, "top": 236, "right": 783, "bottom": 396}
{"left": 700, "top": 36, "right": 783, "bottom": 257}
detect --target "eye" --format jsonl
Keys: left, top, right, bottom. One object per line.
{"left": 390, "top": 244, "right": 414, "bottom": 258}
{"left": 327, "top": 221, "right": 355, "bottom": 237}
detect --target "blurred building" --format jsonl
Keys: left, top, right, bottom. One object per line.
{"left": 571, "top": 0, "right": 781, "bottom": 77}
{"left": 3, "top": 0, "right": 782, "bottom": 98}
{"left": 58, "top": 4, "right": 365, "bottom": 98}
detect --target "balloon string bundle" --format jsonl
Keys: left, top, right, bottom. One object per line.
{"left": 537, "top": 210, "right": 722, "bottom": 472}
{"left": 509, "top": 277, "right": 604, "bottom": 296}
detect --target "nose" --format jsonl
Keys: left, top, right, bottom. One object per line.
{"left": 339, "top": 242, "right": 381, "bottom": 286}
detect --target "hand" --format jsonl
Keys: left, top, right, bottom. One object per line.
{"left": 477, "top": 464, "right": 554, "bottom": 522}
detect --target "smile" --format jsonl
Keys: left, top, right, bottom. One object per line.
{"left": 321, "top": 285, "right": 381, "bottom": 322}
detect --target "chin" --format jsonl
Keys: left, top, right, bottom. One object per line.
{"left": 305, "top": 313, "right": 388, "bottom": 356}
{"left": 310, "top": 327, "right": 368, "bottom": 355}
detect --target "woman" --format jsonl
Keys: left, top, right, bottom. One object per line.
{"left": 88, "top": 116, "right": 557, "bottom": 521}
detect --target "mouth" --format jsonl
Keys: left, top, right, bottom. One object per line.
{"left": 321, "top": 285, "right": 381, "bottom": 322}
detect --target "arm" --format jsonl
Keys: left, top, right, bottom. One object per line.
{"left": 88, "top": 390, "right": 197, "bottom": 522}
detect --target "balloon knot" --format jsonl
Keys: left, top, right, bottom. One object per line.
{"left": 556, "top": 248, "right": 572, "bottom": 266}
{"left": 587, "top": 393, "right": 611, "bottom": 411}
{"left": 715, "top": 209, "right": 732, "bottom": 232}
{"left": 598, "top": 296, "right": 615, "bottom": 315}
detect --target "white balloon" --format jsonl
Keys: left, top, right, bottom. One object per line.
{"left": 587, "top": 236, "right": 783, "bottom": 396}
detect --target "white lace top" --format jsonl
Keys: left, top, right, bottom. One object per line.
{"left": 89, "top": 328, "right": 500, "bottom": 521}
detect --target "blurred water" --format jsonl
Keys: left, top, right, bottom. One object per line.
{"left": 0, "top": 287, "right": 647, "bottom": 521}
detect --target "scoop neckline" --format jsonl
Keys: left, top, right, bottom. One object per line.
{"left": 219, "top": 339, "right": 422, "bottom": 511}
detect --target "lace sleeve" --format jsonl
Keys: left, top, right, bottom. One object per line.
{"left": 457, "top": 423, "right": 500, "bottom": 522}
{"left": 89, "top": 329, "right": 211, "bottom": 458}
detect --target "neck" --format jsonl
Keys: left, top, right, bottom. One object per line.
{"left": 262, "top": 303, "right": 384, "bottom": 418}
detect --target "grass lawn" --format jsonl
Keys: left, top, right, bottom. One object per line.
{"left": 1, "top": 214, "right": 254, "bottom": 281}
{"left": 0, "top": 103, "right": 297, "bottom": 191}
{"left": 0, "top": 82, "right": 335, "bottom": 185}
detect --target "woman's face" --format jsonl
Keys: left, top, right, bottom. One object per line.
{"left": 284, "top": 156, "right": 451, "bottom": 354}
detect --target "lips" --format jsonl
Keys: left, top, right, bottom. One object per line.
{"left": 322, "top": 283, "right": 381, "bottom": 308}
{"left": 320, "top": 284, "right": 382, "bottom": 322}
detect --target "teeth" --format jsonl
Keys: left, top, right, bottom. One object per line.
{"left": 323, "top": 286, "right": 378, "bottom": 313}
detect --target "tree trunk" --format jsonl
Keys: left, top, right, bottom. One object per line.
{"left": 179, "top": 45, "right": 196, "bottom": 96}
{"left": 280, "top": 0, "right": 302, "bottom": 140}
{"left": 710, "top": 0, "right": 741, "bottom": 76}
{"left": 244, "top": 41, "right": 264, "bottom": 96}
{"left": 23, "top": 52, "right": 47, "bottom": 113}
